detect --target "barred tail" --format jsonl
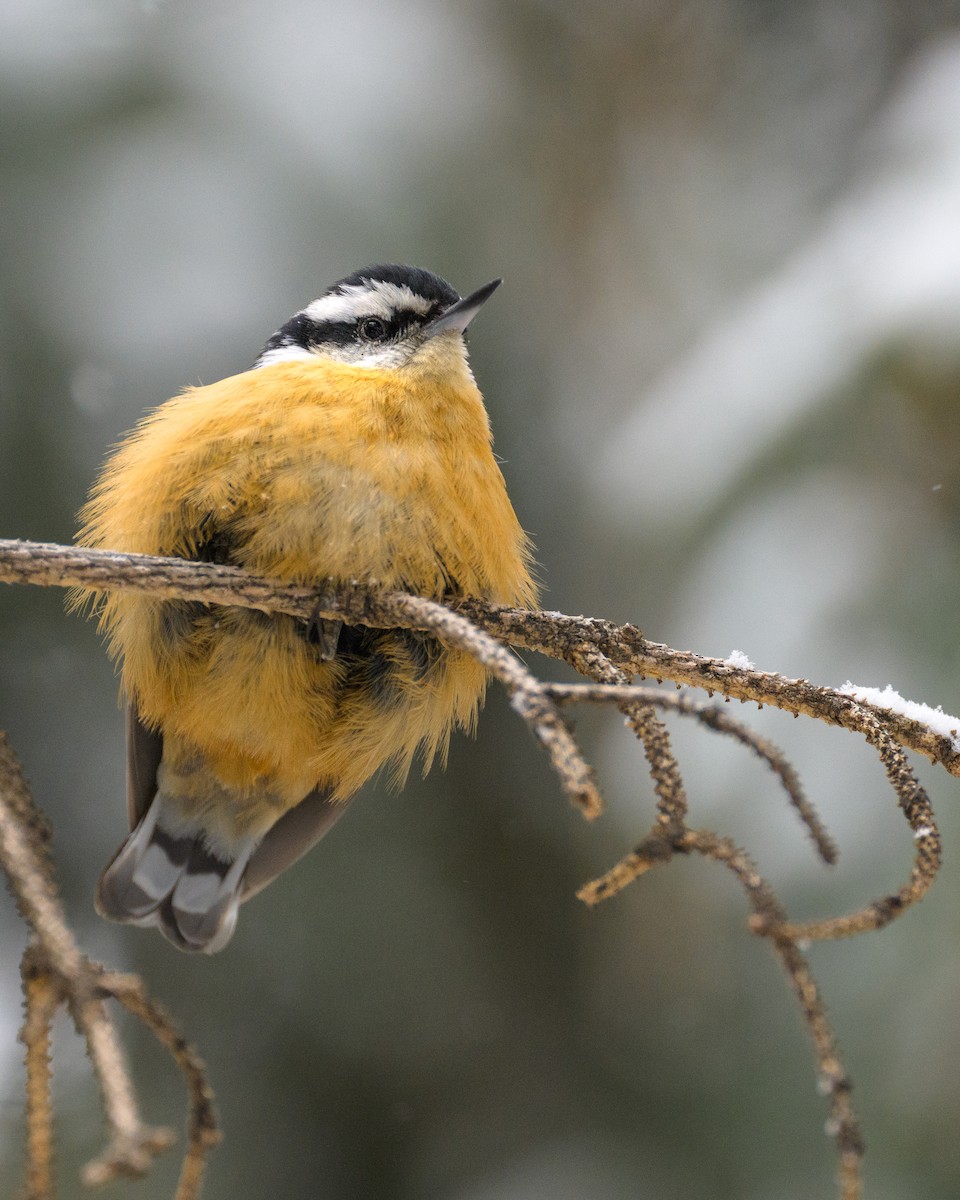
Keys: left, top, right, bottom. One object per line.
{"left": 96, "top": 794, "right": 254, "bottom": 954}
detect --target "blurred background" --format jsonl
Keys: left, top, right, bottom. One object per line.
{"left": 3, "top": 1, "right": 960, "bottom": 1197}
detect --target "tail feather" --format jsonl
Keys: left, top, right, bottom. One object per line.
{"left": 164, "top": 841, "right": 250, "bottom": 952}
{"left": 100, "top": 701, "right": 349, "bottom": 951}
{"left": 97, "top": 796, "right": 256, "bottom": 954}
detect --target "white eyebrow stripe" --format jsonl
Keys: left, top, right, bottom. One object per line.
{"left": 301, "top": 280, "right": 438, "bottom": 324}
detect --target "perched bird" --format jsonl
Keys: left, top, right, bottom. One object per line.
{"left": 77, "top": 264, "right": 536, "bottom": 953}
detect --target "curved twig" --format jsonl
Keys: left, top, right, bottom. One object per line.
{"left": 772, "top": 715, "right": 941, "bottom": 942}
{"left": 576, "top": 825, "right": 863, "bottom": 1198}
{"left": 385, "top": 593, "right": 601, "bottom": 818}
{"left": 94, "top": 972, "right": 220, "bottom": 1198}
{"left": 1, "top": 540, "right": 601, "bottom": 821}
{"left": 1, "top": 732, "right": 212, "bottom": 1197}
{"left": 545, "top": 681, "right": 837, "bottom": 865}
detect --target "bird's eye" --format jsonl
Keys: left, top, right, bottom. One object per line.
{"left": 357, "top": 317, "right": 388, "bottom": 341}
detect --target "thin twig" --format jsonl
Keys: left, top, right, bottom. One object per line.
{"left": 454, "top": 597, "right": 960, "bottom": 776}
{"left": 386, "top": 593, "right": 602, "bottom": 819}
{"left": 578, "top": 826, "right": 864, "bottom": 1197}
{"left": 0, "top": 539, "right": 601, "bottom": 821}
{"left": 0, "top": 730, "right": 210, "bottom": 1196}
{"left": 566, "top": 649, "right": 690, "bottom": 828}
{"left": 72, "top": 975, "right": 176, "bottom": 1186}
{"left": 19, "top": 945, "right": 60, "bottom": 1200}
{"left": 0, "top": 734, "right": 82, "bottom": 979}
{"left": 691, "top": 831, "right": 864, "bottom": 1200}
{"left": 772, "top": 716, "right": 941, "bottom": 942}
{"left": 95, "top": 973, "right": 220, "bottom": 1198}
{"left": 545, "top": 682, "right": 837, "bottom": 865}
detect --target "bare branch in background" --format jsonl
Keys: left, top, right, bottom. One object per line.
{"left": 0, "top": 732, "right": 217, "bottom": 1199}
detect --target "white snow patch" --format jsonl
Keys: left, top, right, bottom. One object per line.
{"left": 725, "top": 649, "right": 756, "bottom": 670}
{"left": 839, "top": 682, "right": 960, "bottom": 749}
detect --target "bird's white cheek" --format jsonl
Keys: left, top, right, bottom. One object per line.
{"left": 253, "top": 345, "right": 318, "bottom": 369}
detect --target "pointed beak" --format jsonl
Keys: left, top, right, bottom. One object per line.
{"left": 423, "top": 277, "right": 502, "bottom": 339}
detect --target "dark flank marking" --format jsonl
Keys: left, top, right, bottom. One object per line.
{"left": 364, "top": 648, "right": 400, "bottom": 708}
{"left": 334, "top": 625, "right": 443, "bottom": 708}
{"left": 193, "top": 523, "right": 241, "bottom": 566}
{"left": 335, "top": 623, "right": 373, "bottom": 659}
{"left": 435, "top": 555, "right": 462, "bottom": 598}
{"left": 157, "top": 517, "right": 243, "bottom": 653}
{"left": 403, "top": 631, "right": 437, "bottom": 678}
{"left": 158, "top": 600, "right": 210, "bottom": 652}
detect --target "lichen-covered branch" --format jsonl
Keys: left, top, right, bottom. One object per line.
{"left": 772, "top": 713, "right": 941, "bottom": 942}
{"left": 575, "top": 819, "right": 865, "bottom": 1195}
{"left": 1, "top": 540, "right": 601, "bottom": 821}
{"left": 2, "top": 537, "right": 954, "bottom": 773}
{"left": 1, "top": 535, "right": 954, "bottom": 1200}
{"left": 92, "top": 972, "right": 220, "bottom": 1198}
{"left": 454, "top": 597, "right": 960, "bottom": 776}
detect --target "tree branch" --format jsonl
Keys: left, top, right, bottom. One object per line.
{"left": 2, "top": 537, "right": 953, "bottom": 773}
{"left": 2, "top": 535, "right": 955, "bottom": 1200}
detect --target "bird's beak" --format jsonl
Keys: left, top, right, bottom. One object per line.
{"left": 423, "top": 278, "right": 502, "bottom": 339}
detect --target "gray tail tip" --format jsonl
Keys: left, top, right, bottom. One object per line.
{"left": 97, "top": 817, "right": 250, "bottom": 954}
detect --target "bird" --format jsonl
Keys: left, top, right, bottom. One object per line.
{"left": 75, "top": 263, "right": 537, "bottom": 953}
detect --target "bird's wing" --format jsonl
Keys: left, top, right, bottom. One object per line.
{"left": 240, "top": 787, "right": 347, "bottom": 900}
{"left": 125, "top": 698, "right": 163, "bottom": 829}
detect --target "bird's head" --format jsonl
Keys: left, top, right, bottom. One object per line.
{"left": 254, "top": 264, "right": 500, "bottom": 376}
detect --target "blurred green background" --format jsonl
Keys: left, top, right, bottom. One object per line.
{"left": 4, "top": 2, "right": 960, "bottom": 1197}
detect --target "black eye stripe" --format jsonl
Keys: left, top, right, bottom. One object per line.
{"left": 262, "top": 307, "right": 447, "bottom": 357}
{"left": 254, "top": 265, "right": 465, "bottom": 365}
{"left": 305, "top": 319, "right": 356, "bottom": 349}
{"left": 356, "top": 308, "right": 440, "bottom": 340}
{"left": 254, "top": 282, "right": 457, "bottom": 366}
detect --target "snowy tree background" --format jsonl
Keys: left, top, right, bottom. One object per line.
{"left": 3, "top": 2, "right": 960, "bottom": 1197}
